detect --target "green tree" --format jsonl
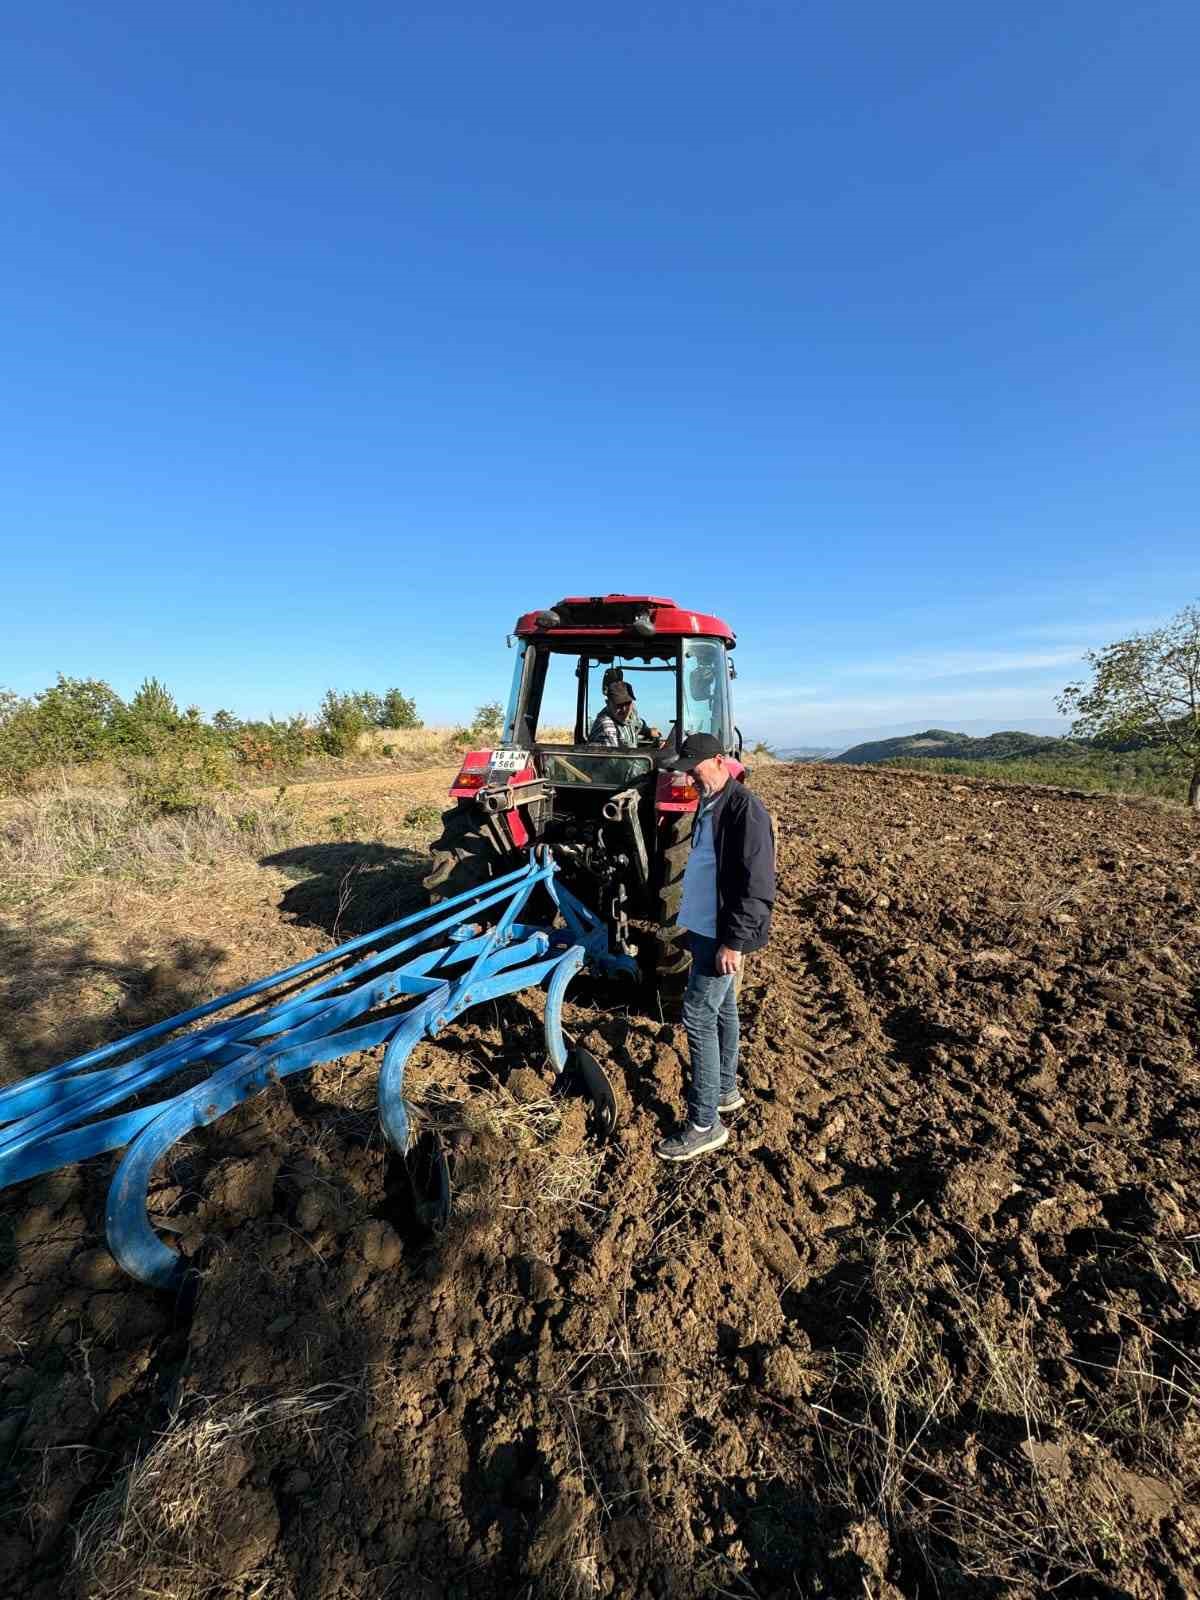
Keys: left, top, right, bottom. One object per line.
{"left": 1058, "top": 603, "right": 1200, "bottom": 812}
{"left": 318, "top": 689, "right": 372, "bottom": 756}
{"left": 381, "top": 687, "right": 421, "bottom": 729}
{"left": 0, "top": 676, "right": 128, "bottom": 787}
{"left": 30, "top": 675, "right": 125, "bottom": 762}
{"left": 111, "top": 676, "right": 183, "bottom": 754}
{"left": 211, "top": 709, "right": 241, "bottom": 733}
{"left": 470, "top": 700, "right": 504, "bottom": 740}
{"left": 352, "top": 690, "right": 385, "bottom": 726}
{"left": 129, "top": 677, "right": 180, "bottom": 723}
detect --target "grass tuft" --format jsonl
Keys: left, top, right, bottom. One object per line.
{"left": 807, "top": 1234, "right": 1198, "bottom": 1589}
{"left": 72, "top": 1384, "right": 354, "bottom": 1599}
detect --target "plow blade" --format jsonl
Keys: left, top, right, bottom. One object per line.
{"left": 0, "top": 852, "right": 635, "bottom": 1289}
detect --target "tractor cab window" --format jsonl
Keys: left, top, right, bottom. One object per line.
{"left": 505, "top": 637, "right": 734, "bottom": 753}
{"left": 581, "top": 654, "right": 674, "bottom": 746}
{"left": 505, "top": 646, "right": 579, "bottom": 745}
{"left": 540, "top": 750, "right": 655, "bottom": 786}
{"left": 681, "top": 638, "right": 734, "bottom": 750}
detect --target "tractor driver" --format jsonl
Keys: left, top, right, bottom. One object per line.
{"left": 588, "top": 680, "right": 658, "bottom": 748}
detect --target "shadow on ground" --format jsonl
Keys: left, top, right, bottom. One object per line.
{"left": 0, "top": 920, "right": 227, "bottom": 1083}
{"left": 262, "top": 842, "right": 430, "bottom": 941}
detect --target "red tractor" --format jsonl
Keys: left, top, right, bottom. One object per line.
{"left": 424, "top": 595, "right": 745, "bottom": 976}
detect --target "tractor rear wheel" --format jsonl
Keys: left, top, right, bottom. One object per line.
{"left": 423, "top": 803, "right": 509, "bottom": 902}
{"left": 650, "top": 812, "right": 692, "bottom": 977}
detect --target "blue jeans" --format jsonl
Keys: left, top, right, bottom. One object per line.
{"left": 682, "top": 932, "right": 739, "bottom": 1128}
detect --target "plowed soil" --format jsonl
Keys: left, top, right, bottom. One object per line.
{"left": 2, "top": 764, "right": 1198, "bottom": 1599}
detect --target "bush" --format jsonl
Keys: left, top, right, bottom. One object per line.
{"left": 470, "top": 701, "right": 505, "bottom": 740}
{"left": 31, "top": 676, "right": 125, "bottom": 761}
{"left": 0, "top": 674, "right": 423, "bottom": 788}
{"left": 122, "top": 744, "right": 239, "bottom": 816}
{"left": 316, "top": 687, "right": 424, "bottom": 753}
{"left": 381, "top": 688, "right": 421, "bottom": 730}
{"left": 324, "top": 801, "right": 373, "bottom": 841}
{"left": 0, "top": 676, "right": 127, "bottom": 787}
{"left": 0, "top": 674, "right": 235, "bottom": 791}
{"left": 231, "top": 716, "right": 313, "bottom": 773}
{"left": 402, "top": 804, "right": 441, "bottom": 830}
{"left": 0, "top": 695, "right": 42, "bottom": 791}
{"left": 318, "top": 690, "right": 373, "bottom": 757}
{"left": 110, "top": 677, "right": 186, "bottom": 756}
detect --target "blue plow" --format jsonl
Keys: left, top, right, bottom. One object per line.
{"left": 0, "top": 851, "right": 635, "bottom": 1291}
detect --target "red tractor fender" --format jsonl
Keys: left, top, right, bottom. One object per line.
{"left": 653, "top": 756, "right": 745, "bottom": 815}
{"left": 449, "top": 748, "right": 538, "bottom": 847}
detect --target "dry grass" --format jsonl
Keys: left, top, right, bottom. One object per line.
{"left": 356, "top": 724, "right": 575, "bottom": 754}
{"left": 415, "top": 1079, "right": 562, "bottom": 1145}
{"left": 551, "top": 1275, "right": 728, "bottom": 1519}
{"left": 72, "top": 1383, "right": 355, "bottom": 1599}
{"left": 355, "top": 725, "right": 473, "bottom": 761}
{"left": 807, "top": 1234, "right": 1198, "bottom": 1589}
{"left": 0, "top": 784, "right": 297, "bottom": 907}
{"left": 412, "top": 1079, "right": 605, "bottom": 1215}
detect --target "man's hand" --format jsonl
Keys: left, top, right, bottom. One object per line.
{"left": 715, "top": 945, "right": 742, "bottom": 976}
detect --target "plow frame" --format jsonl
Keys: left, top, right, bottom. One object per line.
{"left": 0, "top": 851, "right": 634, "bottom": 1289}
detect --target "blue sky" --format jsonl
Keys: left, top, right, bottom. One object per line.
{"left": 2, "top": 2, "right": 1196, "bottom": 746}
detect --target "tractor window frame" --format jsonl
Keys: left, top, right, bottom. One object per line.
{"left": 502, "top": 641, "right": 532, "bottom": 746}
{"left": 579, "top": 651, "right": 677, "bottom": 745}
{"left": 512, "top": 640, "right": 681, "bottom": 747}
{"left": 681, "top": 638, "right": 734, "bottom": 750}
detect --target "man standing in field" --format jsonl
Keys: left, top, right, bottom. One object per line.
{"left": 655, "top": 733, "right": 776, "bottom": 1162}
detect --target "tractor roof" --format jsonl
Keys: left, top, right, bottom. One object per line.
{"left": 514, "top": 594, "right": 735, "bottom": 646}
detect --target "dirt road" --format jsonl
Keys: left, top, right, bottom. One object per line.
{"left": 248, "top": 765, "right": 458, "bottom": 805}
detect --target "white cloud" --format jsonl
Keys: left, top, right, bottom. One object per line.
{"left": 738, "top": 682, "right": 1061, "bottom": 716}
{"left": 737, "top": 639, "right": 1093, "bottom": 739}
{"left": 837, "top": 646, "right": 1086, "bottom": 681}
{"left": 736, "top": 682, "right": 1070, "bottom": 742}
{"left": 1011, "top": 615, "right": 1163, "bottom": 642}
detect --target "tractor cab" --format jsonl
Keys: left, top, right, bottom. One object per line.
{"left": 427, "top": 596, "right": 742, "bottom": 971}
{"left": 509, "top": 630, "right": 736, "bottom": 782}
{"left": 510, "top": 590, "right": 735, "bottom": 751}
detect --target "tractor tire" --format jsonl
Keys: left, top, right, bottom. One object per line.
{"left": 423, "top": 803, "right": 509, "bottom": 903}
{"left": 650, "top": 811, "right": 693, "bottom": 978}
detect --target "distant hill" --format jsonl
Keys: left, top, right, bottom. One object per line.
{"left": 832, "top": 728, "right": 1090, "bottom": 765}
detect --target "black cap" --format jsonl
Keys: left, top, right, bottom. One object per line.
{"left": 661, "top": 732, "right": 723, "bottom": 769}
{"left": 606, "top": 681, "right": 635, "bottom": 706}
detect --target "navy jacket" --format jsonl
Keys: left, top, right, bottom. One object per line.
{"left": 696, "top": 778, "right": 776, "bottom": 954}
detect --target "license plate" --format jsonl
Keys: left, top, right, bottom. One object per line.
{"left": 488, "top": 748, "right": 527, "bottom": 773}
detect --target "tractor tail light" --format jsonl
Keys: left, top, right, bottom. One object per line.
{"left": 655, "top": 769, "right": 700, "bottom": 810}
{"left": 453, "top": 769, "right": 486, "bottom": 792}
